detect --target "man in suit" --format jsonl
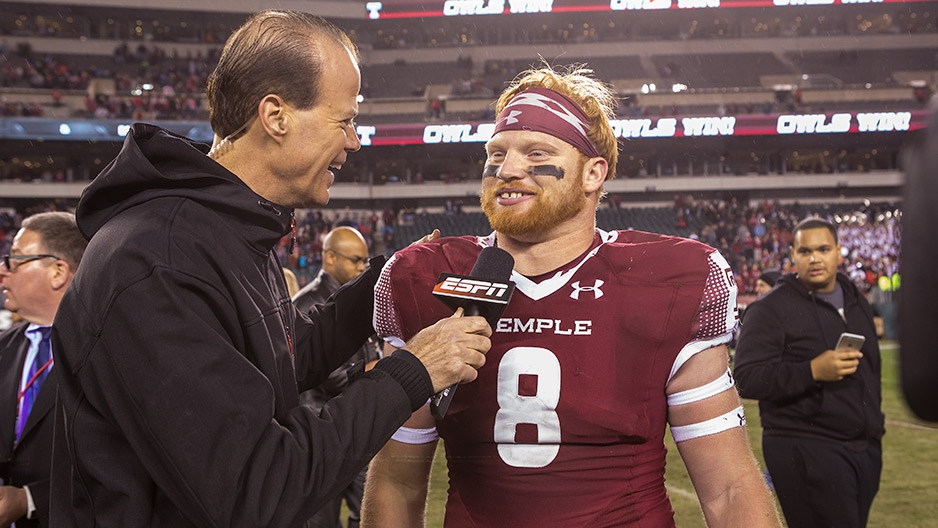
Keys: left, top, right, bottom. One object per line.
{"left": 293, "top": 226, "right": 382, "bottom": 528}
{"left": 0, "top": 211, "right": 87, "bottom": 527}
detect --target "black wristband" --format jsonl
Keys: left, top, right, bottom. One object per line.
{"left": 373, "top": 349, "right": 434, "bottom": 412}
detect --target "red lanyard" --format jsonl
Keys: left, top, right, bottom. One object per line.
{"left": 18, "top": 357, "right": 54, "bottom": 405}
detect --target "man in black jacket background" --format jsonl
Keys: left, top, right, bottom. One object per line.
{"left": 0, "top": 212, "right": 86, "bottom": 527}
{"left": 734, "top": 217, "right": 885, "bottom": 528}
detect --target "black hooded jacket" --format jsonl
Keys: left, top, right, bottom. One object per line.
{"left": 49, "top": 124, "right": 432, "bottom": 527}
{"left": 733, "top": 272, "right": 885, "bottom": 444}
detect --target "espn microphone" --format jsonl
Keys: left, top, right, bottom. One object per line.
{"left": 429, "top": 246, "right": 515, "bottom": 419}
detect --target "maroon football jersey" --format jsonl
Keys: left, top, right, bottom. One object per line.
{"left": 375, "top": 229, "right": 738, "bottom": 527}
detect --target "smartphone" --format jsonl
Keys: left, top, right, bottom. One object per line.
{"left": 836, "top": 332, "right": 866, "bottom": 352}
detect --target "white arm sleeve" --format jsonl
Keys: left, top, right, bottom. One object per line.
{"left": 667, "top": 368, "right": 736, "bottom": 406}
{"left": 670, "top": 406, "right": 746, "bottom": 443}
{"left": 391, "top": 426, "right": 440, "bottom": 445}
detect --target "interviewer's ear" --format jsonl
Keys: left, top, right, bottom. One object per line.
{"left": 258, "top": 95, "right": 289, "bottom": 139}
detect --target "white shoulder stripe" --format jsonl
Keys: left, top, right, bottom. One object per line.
{"left": 706, "top": 250, "right": 740, "bottom": 337}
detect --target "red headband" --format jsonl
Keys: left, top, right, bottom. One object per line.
{"left": 492, "top": 87, "right": 600, "bottom": 159}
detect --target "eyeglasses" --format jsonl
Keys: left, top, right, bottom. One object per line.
{"left": 2, "top": 254, "right": 60, "bottom": 272}
{"left": 329, "top": 250, "right": 368, "bottom": 266}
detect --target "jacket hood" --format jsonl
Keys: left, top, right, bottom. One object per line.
{"left": 77, "top": 123, "right": 293, "bottom": 250}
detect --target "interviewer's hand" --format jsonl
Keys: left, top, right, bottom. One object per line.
{"left": 405, "top": 308, "right": 491, "bottom": 393}
{"left": 0, "top": 485, "right": 28, "bottom": 526}
{"left": 811, "top": 349, "right": 863, "bottom": 382}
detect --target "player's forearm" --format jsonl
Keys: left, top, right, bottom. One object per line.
{"left": 360, "top": 476, "right": 428, "bottom": 528}
{"left": 680, "top": 428, "right": 783, "bottom": 528}
{"left": 361, "top": 441, "right": 434, "bottom": 528}
{"left": 699, "top": 473, "right": 783, "bottom": 528}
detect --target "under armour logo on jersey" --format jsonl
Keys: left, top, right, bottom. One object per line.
{"left": 504, "top": 92, "right": 590, "bottom": 137}
{"left": 570, "top": 279, "right": 604, "bottom": 300}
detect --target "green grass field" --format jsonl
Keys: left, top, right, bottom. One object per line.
{"left": 411, "top": 341, "right": 938, "bottom": 527}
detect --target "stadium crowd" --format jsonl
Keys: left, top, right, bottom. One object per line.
{"left": 2, "top": 4, "right": 931, "bottom": 50}
{"left": 1, "top": 41, "right": 214, "bottom": 120}
{"left": 1, "top": 0, "right": 932, "bottom": 120}
{"left": 674, "top": 196, "right": 900, "bottom": 295}
{"left": 2, "top": 196, "right": 901, "bottom": 298}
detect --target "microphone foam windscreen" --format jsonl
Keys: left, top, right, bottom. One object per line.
{"left": 470, "top": 246, "right": 514, "bottom": 282}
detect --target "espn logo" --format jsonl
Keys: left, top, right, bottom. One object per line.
{"left": 433, "top": 275, "right": 511, "bottom": 303}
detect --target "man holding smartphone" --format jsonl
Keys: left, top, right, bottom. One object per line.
{"left": 734, "top": 217, "right": 885, "bottom": 528}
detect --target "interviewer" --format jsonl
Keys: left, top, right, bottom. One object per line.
{"left": 49, "top": 10, "right": 490, "bottom": 527}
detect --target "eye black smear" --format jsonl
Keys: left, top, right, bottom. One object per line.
{"left": 530, "top": 165, "right": 565, "bottom": 179}
{"left": 483, "top": 164, "right": 565, "bottom": 179}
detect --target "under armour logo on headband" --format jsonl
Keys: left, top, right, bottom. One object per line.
{"left": 493, "top": 87, "right": 600, "bottom": 159}
{"left": 497, "top": 110, "right": 522, "bottom": 127}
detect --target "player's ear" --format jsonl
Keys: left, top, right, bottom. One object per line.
{"left": 582, "top": 157, "right": 607, "bottom": 193}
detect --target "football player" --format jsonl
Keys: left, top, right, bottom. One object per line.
{"left": 361, "top": 64, "right": 781, "bottom": 528}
